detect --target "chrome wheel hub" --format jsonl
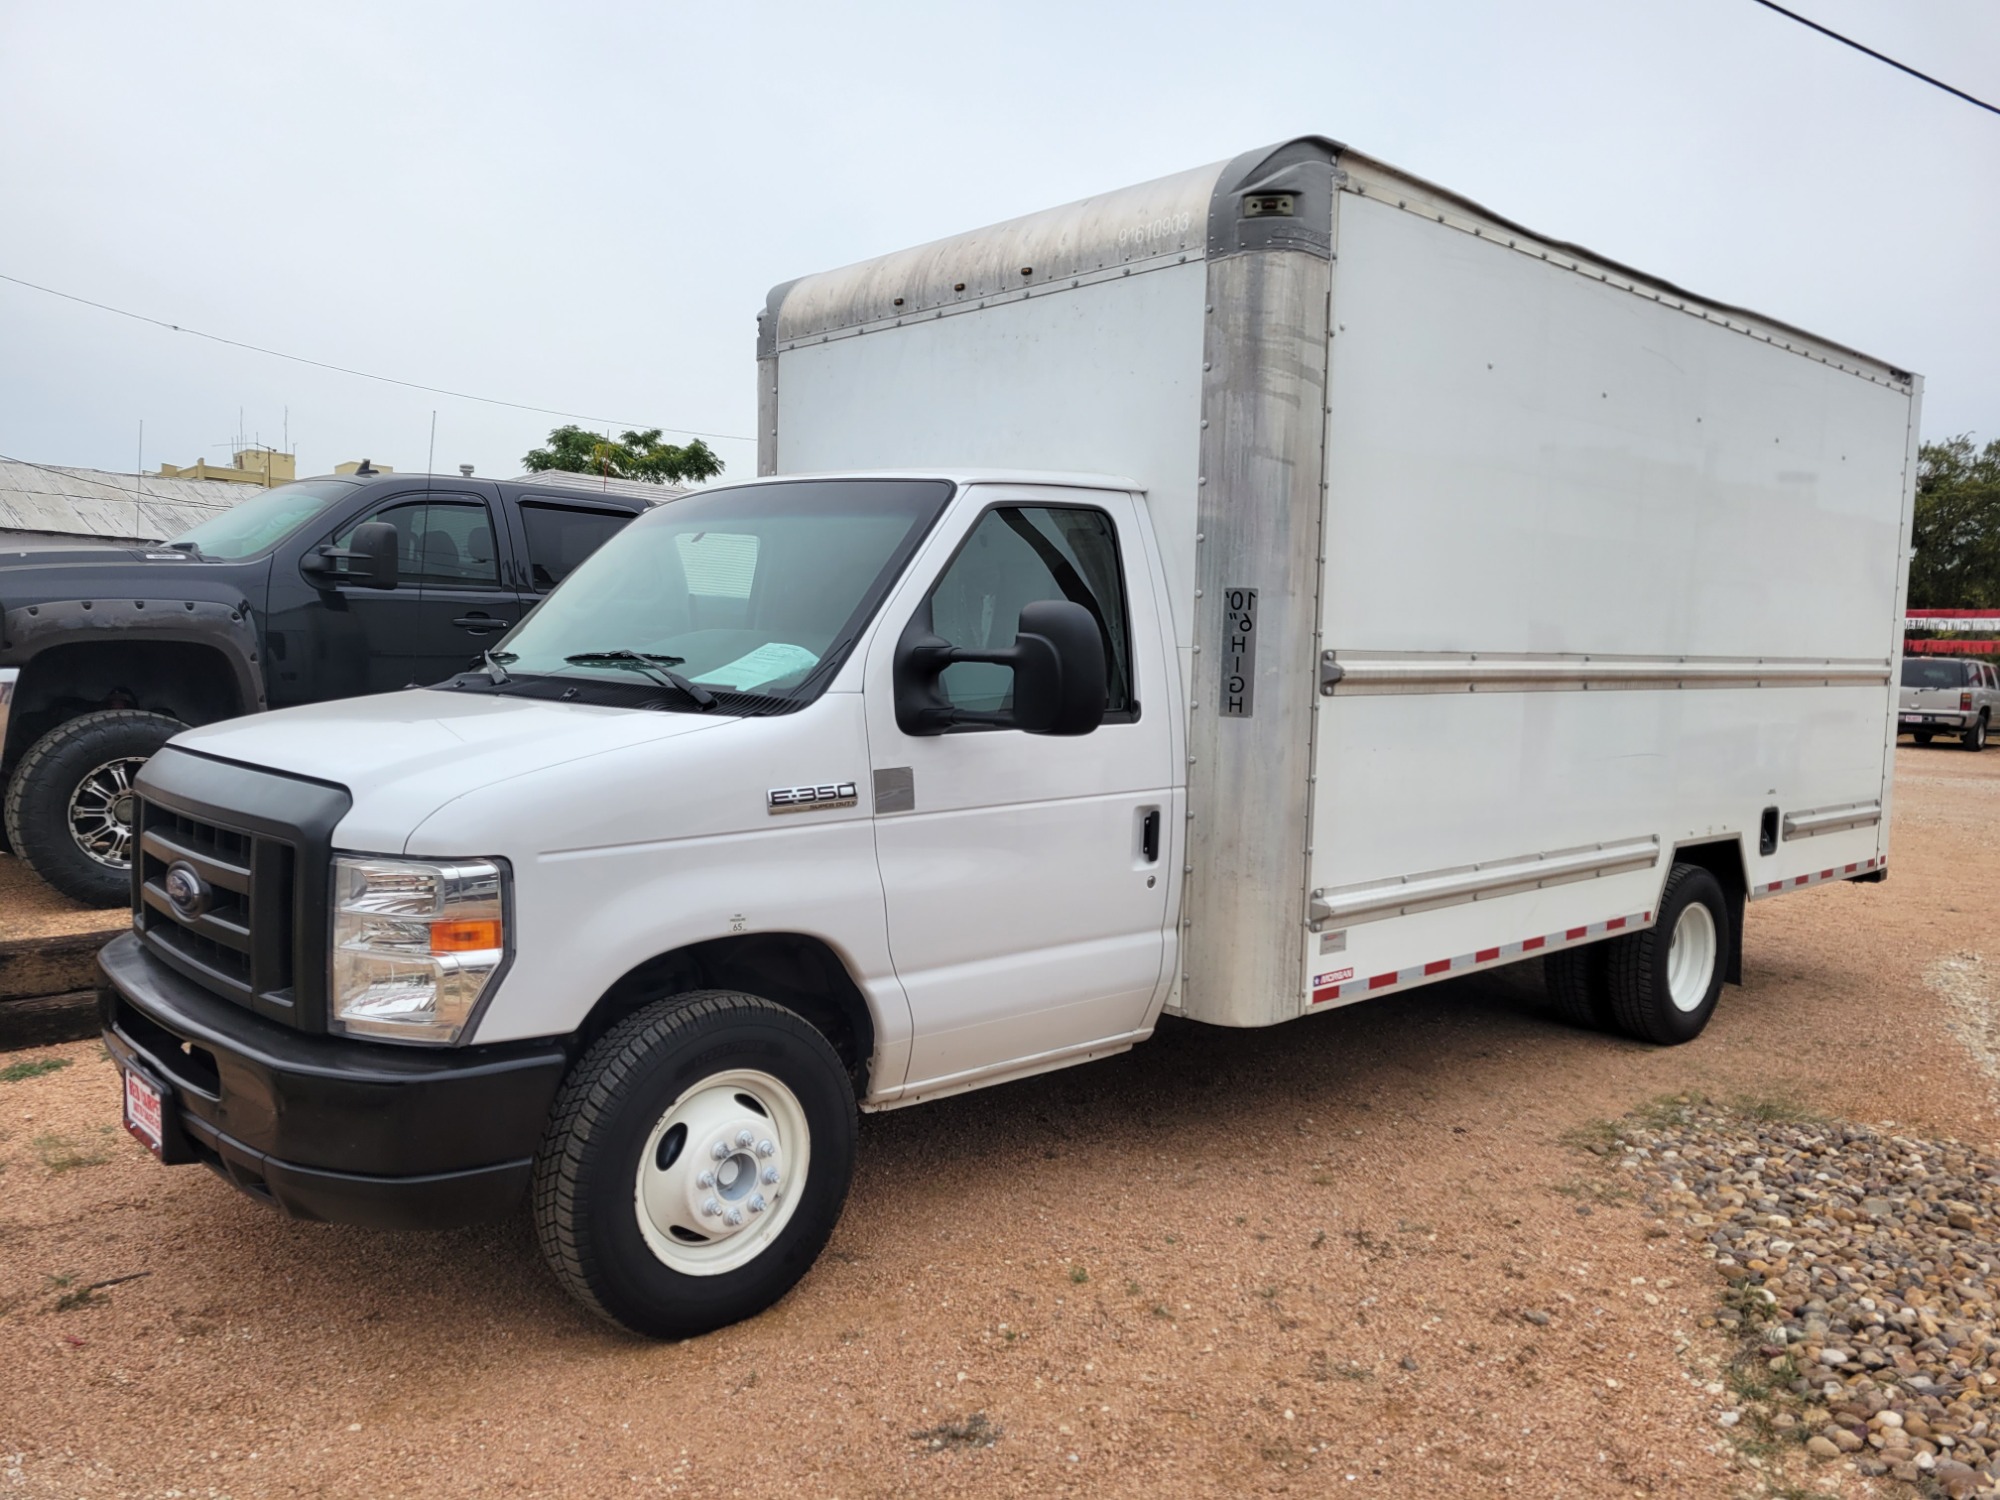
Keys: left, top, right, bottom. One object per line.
{"left": 68, "top": 756, "right": 147, "bottom": 869}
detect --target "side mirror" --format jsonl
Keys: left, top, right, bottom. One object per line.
{"left": 303, "top": 521, "right": 400, "bottom": 589}
{"left": 895, "top": 598, "right": 1107, "bottom": 737}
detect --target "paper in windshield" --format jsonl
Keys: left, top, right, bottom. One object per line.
{"left": 691, "top": 642, "right": 819, "bottom": 691}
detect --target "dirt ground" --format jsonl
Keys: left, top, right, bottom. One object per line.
{"left": 2, "top": 744, "right": 1995, "bottom": 1499}
{"left": 0, "top": 851, "right": 124, "bottom": 942}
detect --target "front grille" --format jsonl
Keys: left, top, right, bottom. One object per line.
{"left": 136, "top": 802, "right": 299, "bottom": 1023}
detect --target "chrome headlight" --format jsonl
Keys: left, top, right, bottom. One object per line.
{"left": 331, "top": 855, "right": 507, "bottom": 1044}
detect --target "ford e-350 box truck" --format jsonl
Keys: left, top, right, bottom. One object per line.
{"left": 99, "top": 136, "right": 1917, "bottom": 1336}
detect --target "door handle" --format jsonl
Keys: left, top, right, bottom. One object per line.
{"left": 453, "top": 614, "right": 504, "bottom": 634}
{"left": 1141, "top": 808, "right": 1161, "bottom": 864}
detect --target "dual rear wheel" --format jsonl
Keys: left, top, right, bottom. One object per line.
{"left": 1545, "top": 862, "right": 1729, "bottom": 1046}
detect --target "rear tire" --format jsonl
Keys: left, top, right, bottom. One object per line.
{"left": 1602, "top": 863, "right": 1729, "bottom": 1046}
{"left": 3, "top": 710, "right": 186, "bottom": 906}
{"left": 532, "top": 990, "right": 857, "bottom": 1338}
{"left": 1544, "top": 943, "right": 1613, "bottom": 1031}
{"left": 1964, "top": 715, "right": 1988, "bottom": 752}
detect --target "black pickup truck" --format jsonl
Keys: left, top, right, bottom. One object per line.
{"left": 0, "top": 471, "right": 654, "bottom": 903}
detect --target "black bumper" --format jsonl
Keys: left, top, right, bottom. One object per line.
{"left": 98, "top": 931, "right": 569, "bottom": 1230}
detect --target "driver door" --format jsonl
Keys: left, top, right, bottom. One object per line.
{"left": 862, "top": 486, "right": 1176, "bottom": 1097}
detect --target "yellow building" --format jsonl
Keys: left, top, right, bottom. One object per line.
{"left": 157, "top": 447, "right": 296, "bottom": 487}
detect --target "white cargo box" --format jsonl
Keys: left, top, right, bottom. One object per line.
{"left": 759, "top": 136, "right": 1918, "bottom": 1029}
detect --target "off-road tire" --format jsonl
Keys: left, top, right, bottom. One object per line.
{"left": 1544, "top": 943, "right": 1614, "bottom": 1031}
{"left": 1964, "top": 715, "right": 1989, "bottom": 753}
{"left": 3, "top": 710, "right": 185, "bottom": 906}
{"left": 1602, "top": 863, "right": 1729, "bottom": 1046}
{"left": 532, "top": 990, "right": 856, "bottom": 1338}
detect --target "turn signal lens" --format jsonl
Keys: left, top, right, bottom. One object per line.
{"left": 430, "top": 918, "right": 502, "bottom": 953}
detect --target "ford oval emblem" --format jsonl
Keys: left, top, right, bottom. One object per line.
{"left": 163, "top": 860, "right": 211, "bottom": 919}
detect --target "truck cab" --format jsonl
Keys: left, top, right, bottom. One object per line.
{"left": 0, "top": 472, "right": 651, "bottom": 903}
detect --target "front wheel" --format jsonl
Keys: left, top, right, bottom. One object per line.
{"left": 1602, "top": 863, "right": 1729, "bottom": 1046}
{"left": 3, "top": 710, "right": 186, "bottom": 906}
{"left": 532, "top": 991, "right": 857, "bottom": 1338}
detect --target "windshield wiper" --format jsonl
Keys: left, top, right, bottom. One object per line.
{"left": 563, "top": 650, "right": 717, "bottom": 710}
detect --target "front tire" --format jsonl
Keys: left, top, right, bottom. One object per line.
{"left": 532, "top": 991, "right": 857, "bottom": 1338}
{"left": 3, "top": 710, "right": 186, "bottom": 906}
{"left": 1602, "top": 863, "right": 1729, "bottom": 1046}
{"left": 1964, "top": 715, "right": 1988, "bottom": 752}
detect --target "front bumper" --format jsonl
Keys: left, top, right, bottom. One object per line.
{"left": 98, "top": 931, "right": 569, "bottom": 1229}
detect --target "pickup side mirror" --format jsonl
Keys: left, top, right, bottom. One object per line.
{"left": 895, "top": 598, "right": 1107, "bottom": 737}
{"left": 302, "top": 520, "right": 400, "bottom": 590}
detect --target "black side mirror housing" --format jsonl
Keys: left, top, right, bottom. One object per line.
{"left": 895, "top": 598, "right": 1107, "bottom": 736}
{"left": 303, "top": 520, "right": 400, "bottom": 590}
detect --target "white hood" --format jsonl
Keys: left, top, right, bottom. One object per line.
{"left": 171, "top": 689, "right": 741, "bottom": 851}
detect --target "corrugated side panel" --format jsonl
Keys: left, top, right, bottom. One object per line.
{"left": 1304, "top": 190, "right": 1915, "bottom": 1012}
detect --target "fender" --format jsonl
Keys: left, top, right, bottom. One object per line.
{"left": 2, "top": 598, "right": 267, "bottom": 714}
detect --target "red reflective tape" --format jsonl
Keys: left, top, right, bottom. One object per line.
{"left": 1565, "top": 927, "right": 1588, "bottom": 941}
{"left": 1424, "top": 959, "right": 1452, "bottom": 976}
{"left": 1794, "top": 876, "right": 1809, "bottom": 886}
{"left": 1522, "top": 936, "right": 1546, "bottom": 952}
{"left": 1312, "top": 987, "right": 1338, "bottom": 1005}
{"left": 1766, "top": 882, "right": 1783, "bottom": 893}
{"left": 1475, "top": 947, "right": 1501, "bottom": 963}
{"left": 1821, "top": 869, "right": 1835, "bottom": 880}
{"left": 1368, "top": 972, "right": 1398, "bottom": 990}
{"left": 1844, "top": 863, "right": 1858, "bottom": 874}
{"left": 1606, "top": 917, "right": 1626, "bottom": 931}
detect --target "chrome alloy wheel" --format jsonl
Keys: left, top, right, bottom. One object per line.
{"left": 67, "top": 755, "right": 148, "bottom": 869}
{"left": 1666, "top": 900, "right": 1719, "bottom": 1014}
{"left": 634, "top": 1069, "right": 810, "bottom": 1276}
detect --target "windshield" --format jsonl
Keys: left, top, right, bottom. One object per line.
{"left": 165, "top": 479, "right": 362, "bottom": 560}
{"left": 492, "top": 478, "right": 953, "bottom": 708}
{"left": 1902, "top": 658, "right": 1972, "bottom": 689}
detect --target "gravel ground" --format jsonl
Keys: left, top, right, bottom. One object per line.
{"left": 1615, "top": 1098, "right": 2000, "bottom": 1497}
{"left": 1, "top": 742, "right": 1995, "bottom": 1498}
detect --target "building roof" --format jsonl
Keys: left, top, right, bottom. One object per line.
{"left": 0, "top": 459, "right": 246, "bottom": 543}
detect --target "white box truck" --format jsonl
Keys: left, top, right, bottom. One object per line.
{"left": 98, "top": 136, "right": 1918, "bottom": 1337}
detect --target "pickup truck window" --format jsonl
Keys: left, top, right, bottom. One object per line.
{"left": 333, "top": 499, "right": 500, "bottom": 588}
{"left": 519, "top": 502, "right": 632, "bottom": 591}
{"left": 926, "top": 505, "right": 1133, "bottom": 718}
{"left": 165, "top": 478, "right": 360, "bottom": 559}
{"left": 1903, "top": 659, "right": 1974, "bottom": 689}
{"left": 490, "top": 478, "right": 951, "bottom": 708}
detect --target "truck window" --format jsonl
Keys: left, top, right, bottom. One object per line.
{"left": 333, "top": 499, "right": 499, "bottom": 588}
{"left": 925, "top": 506, "right": 1134, "bottom": 718}
{"left": 1902, "top": 658, "right": 1970, "bottom": 689}
{"left": 167, "top": 478, "right": 360, "bottom": 559}
{"left": 519, "top": 502, "right": 632, "bottom": 591}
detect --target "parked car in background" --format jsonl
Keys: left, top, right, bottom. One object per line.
{"left": 1899, "top": 657, "right": 1996, "bottom": 750}
{"left": 0, "top": 472, "right": 655, "bottom": 903}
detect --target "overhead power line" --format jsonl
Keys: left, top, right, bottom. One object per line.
{"left": 0, "top": 270, "right": 754, "bottom": 444}
{"left": 1747, "top": 0, "right": 2000, "bottom": 117}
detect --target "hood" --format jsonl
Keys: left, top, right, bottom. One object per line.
{"left": 0, "top": 547, "right": 261, "bottom": 612}
{"left": 169, "top": 689, "right": 744, "bottom": 849}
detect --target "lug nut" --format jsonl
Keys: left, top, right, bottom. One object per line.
{"left": 696, "top": 1170, "right": 715, "bottom": 1190}
{"left": 725, "top": 1208, "right": 744, "bottom": 1226}
{"left": 748, "top": 1194, "right": 767, "bottom": 1214}
{"left": 701, "top": 1198, "right": 721, "bottom": 1217}
{"left": 755, "top": 1139, "right": 776, "bottom": 1158}
{"left": 761, "top": 1165, "right": 780, "bottom": 1185}
{"left": 736, "top": 1128, "right": 755, "bottom": 1147}
{"left": 711, "top": 1141, "right": 728, "bottom": 1160}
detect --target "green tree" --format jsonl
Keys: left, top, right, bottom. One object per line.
{"left": 1909, "top": 435, "right": 2000, "bottom": 609}
{"left": 522, "top": 425, "right": 723, "bottom": 485}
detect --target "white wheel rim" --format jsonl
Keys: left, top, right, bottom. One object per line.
{"left": 67, "top": 755, "right": 148, "bottom": 868}
{"left": 1666, "top": 902, "right": 1718, "bottom": 1014}
{"left": 634, "top": 1069, "right": 809, "bottom": 1277}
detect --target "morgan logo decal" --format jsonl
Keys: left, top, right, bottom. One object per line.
{"left": 768, "top": 781, "right": 858, "bottom": 814}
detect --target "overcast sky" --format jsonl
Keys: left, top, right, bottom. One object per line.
{"left": 1, "top": 0, "right": 1993, "bottom": 484}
